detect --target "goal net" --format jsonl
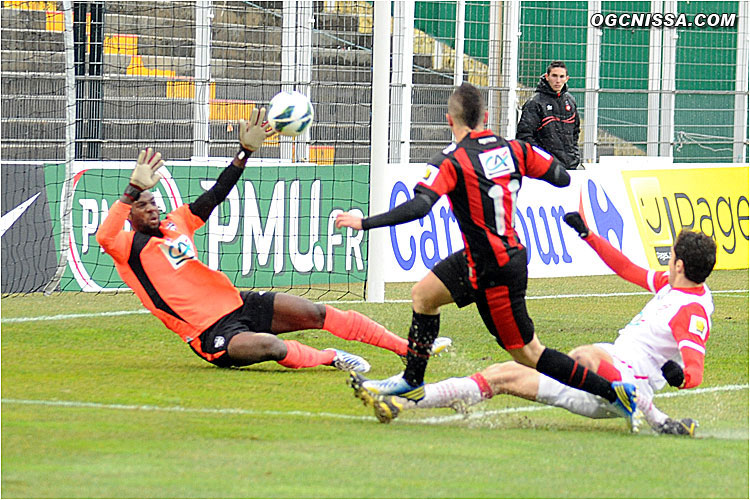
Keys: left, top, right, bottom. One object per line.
{"left": 2, "top": 1, "right": 376, "bottom": 298}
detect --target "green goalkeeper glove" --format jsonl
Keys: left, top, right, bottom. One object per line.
{"left": 239, "top": 107, "right": 274, "bottom": 153}
{"left": 563, "top": 211, "right": 590, "bottom": 238}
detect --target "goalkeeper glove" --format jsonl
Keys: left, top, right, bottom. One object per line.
{"left": 563, "top": 211, "right": 590, "bottom": 238}
{"left": 661, "top": 360, "right": 685, "bottom": 388}
{"left": 239, "top": 107, "right": 274, "bottom": 153}
{"left": 124, "top": 148, "right": 164, "bottom": 201}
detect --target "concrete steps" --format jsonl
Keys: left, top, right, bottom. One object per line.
{"left": 0, "top": 1, "right": 451, "bottom": 162}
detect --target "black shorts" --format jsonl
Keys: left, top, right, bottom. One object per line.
{"left": 473, "top": 248, "right": 534, "bottom": 350}
{"left": 190, "top": 291, "right": 277, "bottom": 367}
{"left": 431, "top": 250, "right": 475, "bottom": 308}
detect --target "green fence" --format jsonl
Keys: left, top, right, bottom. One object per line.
{"left": 415, "top": 0, "right": 742, "bottom": 161}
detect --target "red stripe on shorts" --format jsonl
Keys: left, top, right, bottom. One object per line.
{"left": 485, "top": 285, "right": 525, "bottom": 349}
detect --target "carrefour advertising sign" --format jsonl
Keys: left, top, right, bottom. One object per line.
{"left": 44, "top": 161, "right": 369, "bottom": 291}
{"left": 379, "top": 164, "right": 648, "bottom": 281}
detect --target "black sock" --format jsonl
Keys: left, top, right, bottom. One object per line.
{"left": 536, "top": 348, "right": 616, "bottom": 402}
{"left": 402, "top": 311, "right": 440, "bottom": 387}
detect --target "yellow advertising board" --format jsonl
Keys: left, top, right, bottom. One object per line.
{"left": 621, "top": 166, "right": 749, "bottom": 270}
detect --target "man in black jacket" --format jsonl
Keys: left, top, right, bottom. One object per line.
{"left": 517, "top": 61, "right": 582, "bottom": 170}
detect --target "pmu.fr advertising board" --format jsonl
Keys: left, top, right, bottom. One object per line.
{"left": 43, "top": 161, "right": 370, "bottom": 291}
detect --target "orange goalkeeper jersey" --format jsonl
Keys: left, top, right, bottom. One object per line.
{"left": 96, "top": 201, "right": 243, "bottom": 342}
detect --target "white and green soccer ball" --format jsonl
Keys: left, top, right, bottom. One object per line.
{"left": 267, "top": 90, "right": 314, "bottom": 137}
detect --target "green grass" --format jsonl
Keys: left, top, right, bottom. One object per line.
{"left": 2, "top": 270, "right": 748, "bottom": 498}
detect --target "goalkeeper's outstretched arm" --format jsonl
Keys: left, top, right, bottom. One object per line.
{"left": 96, "top": 147, "right": 164, "bottom": 259}
{"left": 190, "top": 107, "right": 274, "bottom": 221}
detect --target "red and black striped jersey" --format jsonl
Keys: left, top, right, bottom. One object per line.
{"left": 415, "top": 129, "right": 566, "bottom": 288}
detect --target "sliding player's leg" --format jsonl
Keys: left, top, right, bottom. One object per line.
{"left": 571, "top": 343, "right": 677, "bottom": 432}
{"left": 361, "top": 361, "right": 619, "bottom": 424}
{"left": 471, "top": 252, "right": 640, "bottom": 428}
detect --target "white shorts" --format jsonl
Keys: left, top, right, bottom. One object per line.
{"left": 594, "top": 342, "right": 656, "bottom": 404}
{"left": 536, "top": 343, "right": 656, "bottom": 420}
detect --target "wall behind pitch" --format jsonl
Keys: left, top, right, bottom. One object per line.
{"left": 377, "top": 161, "right": 748, "bottom": 283}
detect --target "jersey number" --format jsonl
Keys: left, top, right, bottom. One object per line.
{"left": 488, "top": 179, "right": 520, "bottom": 234}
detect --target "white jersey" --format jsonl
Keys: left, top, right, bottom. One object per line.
{"left": 582, "top": 233, "right": 714, "bottom": 393}
{"left": 535, "top": 232, "right": 715, "bottom": 428}
{"left": 611, "top": 270, "right": 713, "bottom": 391}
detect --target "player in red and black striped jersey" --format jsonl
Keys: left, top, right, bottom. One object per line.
{"left": 96, "top": 108, "right": 423, "bottom": 374}
{"left": 337, "top": 83, "right": 640, "bottom": 427}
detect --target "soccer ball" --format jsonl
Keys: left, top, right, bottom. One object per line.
{"left": 267, "top": 90, "right": 314, "bottom": 137}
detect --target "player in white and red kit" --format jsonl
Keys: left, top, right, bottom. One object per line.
{"left": 363, "top": 212, "right": 717, "bottom": 436}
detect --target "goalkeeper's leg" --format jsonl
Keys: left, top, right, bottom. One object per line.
{"left": 322, "top": 305, "right": 408, "bottom": 354}
{"left": 268, "top": 293, "right": 407, "bottom": 354}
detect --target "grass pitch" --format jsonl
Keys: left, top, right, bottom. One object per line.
{"left": 2, "top": 270, "right": 748, "bottom": 498}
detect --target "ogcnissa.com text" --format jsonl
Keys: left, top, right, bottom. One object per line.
{"left": 590, "top": 12, "right": 737, "bottom": 29}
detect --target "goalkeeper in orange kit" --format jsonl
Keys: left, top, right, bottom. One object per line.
{"left": 96, "top": 107, "right": 450, "bottom": 372}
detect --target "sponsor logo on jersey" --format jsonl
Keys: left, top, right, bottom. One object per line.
{"left": 165, "top": 222, "right": 177, "bottom": 231}
{"left": 627, "top": 310, "right": 645, "bottom": 326}
{"left": 421, "top": 165, "right": 440, "bottom": 186}
{"left": 479, "top": 146, "right": 514, "bottom": 179}
{"left": 159, "top": 233, "right": 196, "bottom": 269}
{"left": 688, "top": 315, "right": 708, "bottom": 340}
{"left": 546, "top": 104, "right": 553, "bottom": 110}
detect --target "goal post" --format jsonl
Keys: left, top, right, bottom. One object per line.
{"left": 365, "top": 0, "right": 390, "bottom": 303}
{"left": 44, "top": 0, "right": 76, "bottom": 295}
{"left": 3, "top": 1, "right": 378, "bottom": 298}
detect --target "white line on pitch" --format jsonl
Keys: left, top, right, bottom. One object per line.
{"left": 3, "top": 289, "right": 748, "bottom": 323}
{"left": 2, "top": 384, "right": 746, "bottom": 425}
{"left": 0, "top": 397, "right": 376, "bottom": 422}
{"left": 1, "top": 309, "right": 152, "bottom": 323}
{"left": 409, "top": 383, "right": 750, "bottom": 425}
